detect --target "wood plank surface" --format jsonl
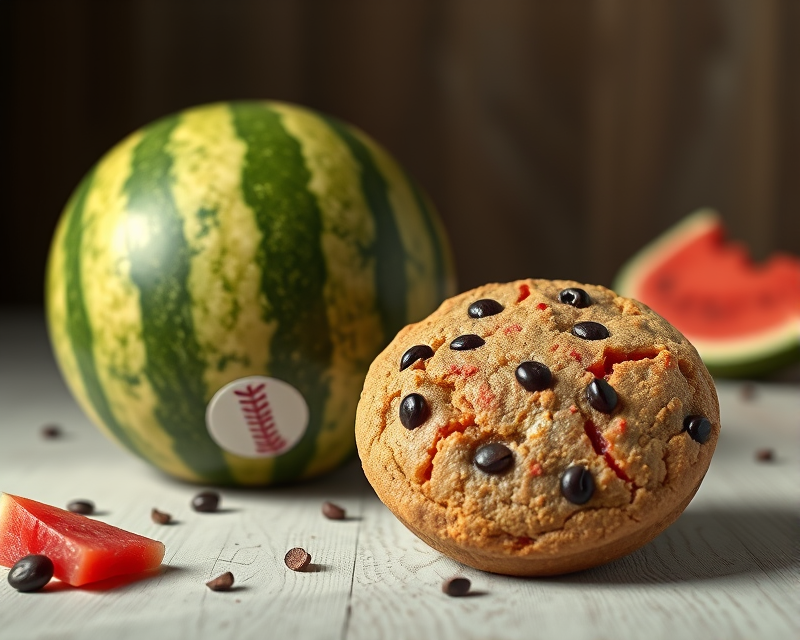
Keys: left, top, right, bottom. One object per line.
{"left": 0, "top": 311, "right": 798, "bottom": 640}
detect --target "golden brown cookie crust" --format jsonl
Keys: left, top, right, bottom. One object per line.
{"left": 355, "top": 279, "right": 719, "bottom": 576}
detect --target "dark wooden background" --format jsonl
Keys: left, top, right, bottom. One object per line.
{"left": 2, "top": 0, "right": 798, "bottom": 308}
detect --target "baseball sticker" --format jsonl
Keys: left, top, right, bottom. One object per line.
{"left": 206, "top": 376, "right": 309, "bottom": 458}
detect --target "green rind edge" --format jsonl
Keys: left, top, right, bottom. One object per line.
{"left": 613, "top": 209, "right": 800, "bottom": 378}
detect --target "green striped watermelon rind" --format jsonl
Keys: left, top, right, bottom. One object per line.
{"left": 614, "top": 209, "right": 800, "bottom": 378}
{"left": 45, "top": 100, "right": 457, "bottom": 485}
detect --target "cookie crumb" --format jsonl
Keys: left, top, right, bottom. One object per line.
{"left": 191, "top": 491, "right": 220, "bottom": 513}
{"left": 40, "top": 424, "right": 62, "bottom": 439}
{"left": 67, "top": 500, "right": 94, "bottom": 515}
{"left": 740, "top": 383, "right": 757, "bottom": 401}
{"left": 284, "top": 547, "right": 311, "bottom": 571}
{"left": 755, "top": 448, "right": 774, "bottom": 462}
{"left": 442, "top": 577, "right": 471, "bottom": 597}
{"left": 151, "top": 508, "right": 172, "bottom": 525}
{"left": 206, "top": 571, "right": 234, "bottom": 591}
{"left": 322, "top": 501, "right": 346, "bottom": 520}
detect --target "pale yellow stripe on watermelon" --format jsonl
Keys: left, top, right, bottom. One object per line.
{"left": 79, "top": 132, "right": 201, "bottom": 482}
{"left": 168, "top": 104, "right": 278, "bottom": 485}
{"left": 352, "top": 131, "right": 438, "bottom": 323}
{"left": 273, "top": 104, "right": 383, "bottom": 478}
{"left": 45, "top": 200, "right": 105, "bottom": 435}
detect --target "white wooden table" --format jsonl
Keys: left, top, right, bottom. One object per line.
{"left": 1, "top": 311, "right": 798, "bottom": 640}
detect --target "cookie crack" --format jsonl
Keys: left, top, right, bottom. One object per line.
{"left": 419, "top": 414, "right": 476, "bottom": 482}
{"left": 497, "top": 503, "right": 640, "bottom": 549}
{"left": 584, "top": 347, "right": 662, "bottom": 378}
{"left": 372, "top": 389, "right": 402, "bottom": 451}
{"left": 582, "top": 419, "right": 639, "bottom": 502}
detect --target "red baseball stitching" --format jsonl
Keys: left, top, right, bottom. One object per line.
{"left": 234, "top": 383, "right": 287, "bottom": 454}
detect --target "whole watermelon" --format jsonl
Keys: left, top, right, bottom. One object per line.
{"left": 46, "top": 101, "right": 456, "bottom": 486}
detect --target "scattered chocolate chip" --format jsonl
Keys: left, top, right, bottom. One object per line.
{"left": 7, "top": 555, "right": 54, "bottom": 592}
{"left": 206, "top": 571, "right": 234, "bottom": 591}
{"left": 558, "top": 288, "right": 591, "bottom": 308}
{"left": 399, "top": 393, "right": 429, "bottom": 430}
{"left": 400, "top": 345, "right": 435, "bottom": 371}
{"left": 284, "top": 547, "right": 311, "bottom": 571}
{"left": 755, "top": 448, "right": 774, "bottom": 462}
{"left": 474, "top": 443, "right": 514, "bottom": 474}
{"left": 561, "top": 465, "right": 595, "bottom": 504}
{"left": 322, "top": 501, "right": 346, "bottom": 520}
{"left": 450, "top": 334, "right": 486, "bottom": 350}
{"left": 191, "top": 491, "right": 220, "bottom": 513}
{"left": 151, "top": 508, "right": 172, "bottom": 525}
{"left": 571, "top": 322, "right": 609, "bottom": 340}
{"left": 442, "top": 576, "right": 471, "bottom": 597}
{"left": 586, "top": 379, "right": 618, "bottom": 413}
{"left": 40, "top": 424, "right": 62, "bottom": 439}
{"left": 67, "top": 499, "right": 94, "bottom": 515}
{"left": 740, "top": 383, "right": 757, "bottom": 401}
{"left": 515, "top": 361, "right": 552, "bottom": 392}
{"left": 468, "top": 299, "right": 504, "bottom": 318}
{"left": 683, "top": 415, "right": 712, "bottom": 444}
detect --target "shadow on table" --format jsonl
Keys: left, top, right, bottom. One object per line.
{"left": 552, "top": 504, "right": 799, "bottom": 585}
{"left": 150, "top": 456, "right": 372, "bottom": 502}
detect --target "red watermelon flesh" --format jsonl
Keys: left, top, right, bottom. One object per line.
{"left": 637, "top": 221, "right": 800, "bottom": 339}
{"left": 0, "top": 493, "right": 165, "bottom": 587}
{"left": 615, "top": 209, "right": 800, "bottom": 377}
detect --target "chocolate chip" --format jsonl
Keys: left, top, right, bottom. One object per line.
{"left": 399, "top": 393, "right": 429, "bottom": 430}
{"left": 450, "top": 334, "right": 485, "bottom": 350}
{"left": 191, "top": 491, "right": 220, "bottom": 513}
{"left": 442, "top": 576, "right": 471, "bottom": 597}
{"left": 400, "top": 345, "right": 435, "bottom": 371}
{"left": 558, "top": 288, "right": 591, "bottom": 308}
{"left": 151, "top": 508, "right": 172, "bottom": 525}
{"left": 284, "top": 547, "right": 311, "bottom": 571}
{"left": 206, "top": 571, "right": 234, "bottom": 591}
{"left": 40, "top": 424, "right": 62, "bottom": 439}
{"left": 560, "top": 465, "right": 594, "bottom": 504}
{"left": 571, "top": 322, "right": 609, "bottom": 340}
{"left": 468, "top": 299, "right": 504, "bottom": 318}
{"left": 322, "top": 501, "right": 346, "bottom": 520}
{"left": 67, "top": 499, "right": 94, "bottom": 515}
{"left": 683, "top": 415, "right": 712, "bottom": 444}
{"left": 740, "top": 383, "right": 757, "bottom": 401}
{"left": 474, "top": 443, "right": 514, "bottom": 474}
{"left": 586, "top": 379, "right": 618, "bottom": 413}
{"left": 756, "top": 448, "right": 774, "bottom": 462}
{"left": 515, "top": 361, "right": 552, "bottom": 392}
{"left": 7, "top": 555, "right": 54, "bottom": 592}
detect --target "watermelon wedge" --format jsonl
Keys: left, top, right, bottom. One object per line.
{"left": 614, "top": 209, "right": 800, "bottom": 377}
{"left": 0, "top": 493, "right": 165, "bottom": 586}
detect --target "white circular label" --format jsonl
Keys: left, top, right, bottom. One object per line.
{"left": 206, "top": 376, "right": 309, "bottom": 458}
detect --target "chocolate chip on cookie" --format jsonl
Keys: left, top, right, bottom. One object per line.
{"left": 571, "top": 321, "right": 610, "bottom": 340}
{"left": 400, "top": 345, "right": 435, "bottom": 371}
{"left": 474, "top": 443, "right": 514, "bottom": 474}
{"left": 515, "top": 361, "right": 552, "bottom": 392}
{"left": 586, "top": 378, "right": 618, "bottom": 413}
{"left": 558, "top": 288, "right": 591, "bottom": 308}
{"left": 560, "top": 465, "right": 595, "bottom": 504}
{"left": 468, "top": 299, "right": 504, "bottom": 318}
{"left": 399, "top": 393, "right": 430, "bottom": 430}
{"left": 450, "top": 334, "right": 486, "bottom": 350}
{"left": 356, "top": 279, "right": 720, "bottom": 576}
{"left": 683, "top": 415, "right": 712, "bottom": 444}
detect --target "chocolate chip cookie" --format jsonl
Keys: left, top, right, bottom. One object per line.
{"left": 355, "top": 279, "right": 719, "bottom": 576}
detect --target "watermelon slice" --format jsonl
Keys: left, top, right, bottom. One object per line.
{"left": 0, "top": 493, "right": 165, "bottom": 587}
{"left": 615, "top": 209, "right": 800, "bottom": 377}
